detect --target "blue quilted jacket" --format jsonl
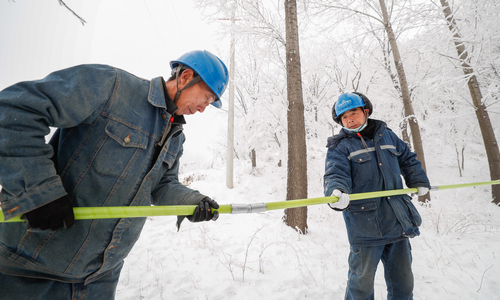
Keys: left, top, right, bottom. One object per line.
{"left": 324, "top": 119, "right": 430, "bottom": 246}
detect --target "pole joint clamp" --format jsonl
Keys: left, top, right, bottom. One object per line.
{"left": 231, "top": 203, "right": 267, "bottom": 214}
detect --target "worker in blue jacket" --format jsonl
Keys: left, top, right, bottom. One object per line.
{"left": 324, "top": 92, "right": 430, "bottom": 300}
{"left": 0, "top": 50, "right": 227, "bottom": 299}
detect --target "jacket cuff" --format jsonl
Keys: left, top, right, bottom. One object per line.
{"left": 0, "top": 178, "right": 67, "bottom": 220}
{"left": 329, "top": 202, "right": 351, "bottom": 211}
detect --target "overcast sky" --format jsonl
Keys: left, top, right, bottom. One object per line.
{"left": 0, "top": 0, "right": 229, "bottom": 89}
{"left": 0, "top": 0, "right": 231, "bottom": 161}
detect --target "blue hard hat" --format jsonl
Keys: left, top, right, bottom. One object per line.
{"left": 335, "top": 93, "right": 365, "bottom": 116}
{"left": 170, "top": 50, "right": 229, "bottom": 108}
{"left": 332, "top": 92, "right": 373, "bottom": 124}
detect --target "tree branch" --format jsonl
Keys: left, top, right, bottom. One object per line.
{"left": 58, "top": 0, "right": 86, "bottom": 25}
{"left": 308, "top": 1, "right": 384, "bottom": 24}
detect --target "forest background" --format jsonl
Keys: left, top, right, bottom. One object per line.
{"left": 1, "top": 0, "right": 500, "bottom": 299}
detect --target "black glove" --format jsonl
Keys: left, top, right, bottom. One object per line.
{"left": 22, "top": 195, "right": 75, "bottom": 230}
{"left": 187, "top": 197, "right": 220, "bottom": 222}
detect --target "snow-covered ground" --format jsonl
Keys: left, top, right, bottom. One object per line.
{"left": 2, "top": 2, "right": 499, "bottom": 300}
{"left": 115, "top": 119, "right": 500, "bottom": 300}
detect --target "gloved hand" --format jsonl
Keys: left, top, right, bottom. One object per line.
{"left": 22, "top": 195, "right": 75, "bottom": 230}
{"left": 187, "top": 197, "right": 220, "bottom": 222}
{"left": 412, "top": 187, "right": 429, "bottom": 197}
{"left": 328, "top": 189, "right": 350, "bottom": 211}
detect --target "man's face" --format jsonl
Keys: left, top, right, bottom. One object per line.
{"left": 341, "top": 107, "right": 368, "bottom": 129}
{"left": 175, "top": 71, "right": 217, "bottom": 115}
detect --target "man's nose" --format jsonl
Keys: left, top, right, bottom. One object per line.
{"left": 198, "top": 105, "right": 207, "bottom": 113}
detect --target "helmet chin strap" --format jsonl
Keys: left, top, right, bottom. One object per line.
{"left": 173, "top": 67, "right": 202, "bottom": 104}
{"left": 361, "top": 109, "right": 369, "bottom": 127}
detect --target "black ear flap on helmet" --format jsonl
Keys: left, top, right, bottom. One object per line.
{"left": 332, "top": 103, "right": 342, "bottom": 125}
{"left": 352, "top": 92, "right": 373, "bottom": 117}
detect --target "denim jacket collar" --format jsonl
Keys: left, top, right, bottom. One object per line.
{"left": 148, "top": 77, "right": 168, "bottom": 108}
{"left": 157, "top": 77, "right": 186, "bottom": 125}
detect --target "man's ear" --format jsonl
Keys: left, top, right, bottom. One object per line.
{"left": 179, "top": 69, "right": 194, "bottom": 84}
{"left": 364, "top": 109, "right": 370, "bottom": 115}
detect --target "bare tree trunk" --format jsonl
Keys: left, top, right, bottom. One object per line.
{"left": 251, "top": 149, "right": 256, "bottom": 168}
{"left": 379, "top": 0, "right": 430, "bottom": 203}
{"left": 284, "top": 0, "right": 308, "bottom": 233}
{"left": 378, "top": 36, "right": 412, "bottom": 147}
{"left": 400, "top": 119, "right": 411, "bottom": 149}
{"left": 440, "top": 0, "right": 500, "bottom": 204}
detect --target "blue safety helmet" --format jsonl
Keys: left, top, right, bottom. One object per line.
{"left": 170, "top": 50, "right": 229, "bottom": 108}
{"left": 332, "top": 92, "right": 373, "bottom": 124}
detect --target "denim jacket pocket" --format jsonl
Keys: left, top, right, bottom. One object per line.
{"left": 386, "top": 147, "right": 403, "bottom": 175}
{"left": 346, "top": 201, "right": 382, "bottom": 238}
{"left": 105, "top": 121, "right": 148, "bottom": 149}
{"left": 402, "top": 194, "right": 422, "bottom": 227}
{"left": 91, "top": 120, "right": 148, "bottom": 178}
{"left": 386, "top": 146, "right": 401, "bottom": 156}
{"left": 351, "top": 152, "right": 378, "bottom": 186}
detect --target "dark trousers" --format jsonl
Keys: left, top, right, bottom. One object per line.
{"left": 345, "top": 239, "right": 414, "bottom": 300}
{"left": 0, "top": 261, "right": 123, "bottom": 300}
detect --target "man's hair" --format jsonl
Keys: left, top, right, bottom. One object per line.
{"left": 167, "top": 66, "right": 198, "bottom": 82}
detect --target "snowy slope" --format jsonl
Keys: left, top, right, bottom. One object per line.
{"left": 116, "top": 120, "right": 500, "bottom": 299}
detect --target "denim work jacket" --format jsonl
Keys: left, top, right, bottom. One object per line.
{"left": 323, "top": 119, "right": 430, "bottom": 247}
{"left": 0, "top": 65, "right": 205, "bottom": 284}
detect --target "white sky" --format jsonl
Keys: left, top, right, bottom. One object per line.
{"left": 0, "top": 0, "right": 231, "bottom": 162}
{"left": 0, "top": 0, "right": 229, "bottom": 88}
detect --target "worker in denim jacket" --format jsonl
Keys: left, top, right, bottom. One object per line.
{"left": 324, "top": 92, "right": 430, "bottom": 300}
{"left": 0, "top": 50, "right": 228, "bottom": 299}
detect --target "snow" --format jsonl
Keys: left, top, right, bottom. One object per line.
{"left": 115, "top": 113, "right": 500, "bottom": 299}
{"left": 1, "top": 1, "right": 500, "bottom": 299}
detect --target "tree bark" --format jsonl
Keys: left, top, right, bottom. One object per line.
{"left": 251, "top": 149, "right": 256, "bottom": 168}
{"left": 284, "top": 0, "right": 308, "bottom": 233}
{"left": 379, "top": 0, "right": 430, "bottom": 203}
{"left": 439, "top": 0, "right": 500, "bottom": 204}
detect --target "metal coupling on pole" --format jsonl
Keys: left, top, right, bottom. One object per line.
{"left": 231, "top": 203, "right": 267, "bottom": 214}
